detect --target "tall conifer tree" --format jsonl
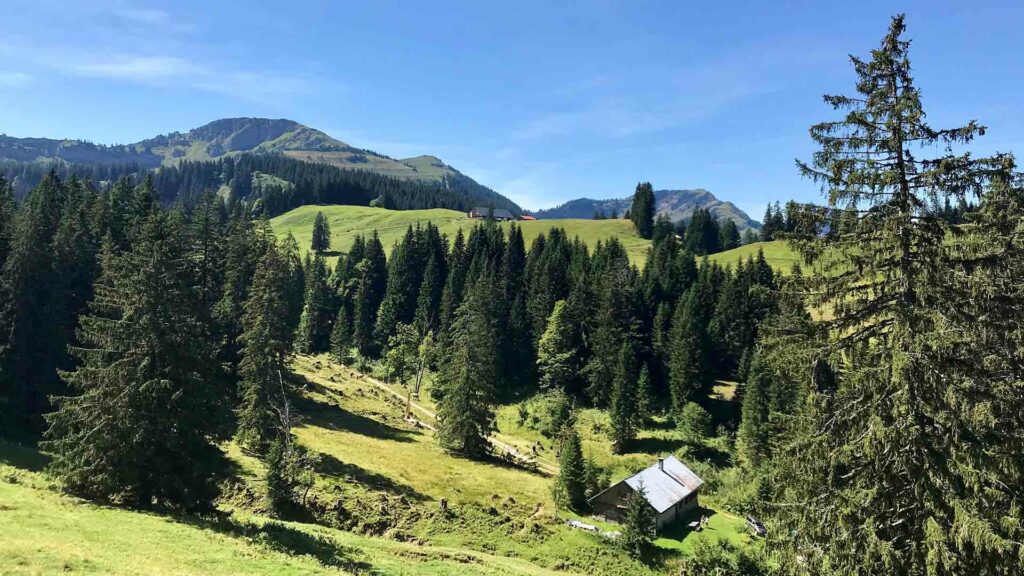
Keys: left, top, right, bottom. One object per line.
{"left": 776, "top": 15, "right": 1024, "bottom": 574}
{"left": 44, "top": 213, "right": 226, "bottom": 510}
{"left": 630, "top": 182, "right": 656, "bottom": 239}
{"left": 353, "top": 232, "right": 387, "bottom": 357}
{"left": 310, "top": 211, "right": 331, "bottom": 254}
{"left": 237, "top": 244, "right": 294, "bottom": 453}
{"left": 609, "top": 342, "right": 638, "bottom": 453}
{"left": 435, "top": 271, "right": 499, "bottom": 457}
{"left": 553, "top": 425, "right": 587, "bottom": 511}
{"left": 294, "top": 254, "right": 333, "bottom": 354}
{"left": 0, "top": 173, "right": 65, "bottom": 435}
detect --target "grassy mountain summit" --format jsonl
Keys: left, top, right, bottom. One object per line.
{"left": 0, "top": 118, "right": 522, "bottom": 213}
{"left": 533, "top": 189, "right": 761, "bottom": 233}
{"left": 0, "top": 118, "right": 483, "bottom": 185}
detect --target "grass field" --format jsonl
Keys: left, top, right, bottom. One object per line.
{"left": 269, "top": 205, "right": 653, "bottom": 265}
{"left": 0, "top": 451, "right": 566, "bottom": 576}
{"left": 270, "top": 204, "right": 813, "bottom": 275}
{"left": 708, "top": 241, "right": 801, "bottom": 274}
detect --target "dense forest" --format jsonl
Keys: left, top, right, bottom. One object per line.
{"left": 0, "top": 152, "right": 521, "bottom": 216}
{"left": 1, "top": 14, "right": 1023, "bottom": 576}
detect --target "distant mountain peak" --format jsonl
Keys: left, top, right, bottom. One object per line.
{"left": 534, "top": 188, "right": 760, "bottom": 232}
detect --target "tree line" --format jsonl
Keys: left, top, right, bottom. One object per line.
{"left": 0, "top": 152, "right": 521, "bottom": 217}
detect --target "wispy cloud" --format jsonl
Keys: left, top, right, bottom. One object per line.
{"left": 75, "top": 56, "right": 199, "bottom": 81}
{"left": 0, "top": 4, "right": 325, "bottom": 104}
{"left": 113, "top": 7, "right": 172, "bottom": 25}
{"left": 0, "top": 41, "right": 327, "bottom": 104}
{"left": 514, "top": 36, "right": 834, "bottom": 141}
{"left": 0, "top": 72, "right": 32, "bottom": 88}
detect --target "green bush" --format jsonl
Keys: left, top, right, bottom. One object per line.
{"left": 678, "top": 402, "right": 712, "bottom": 444}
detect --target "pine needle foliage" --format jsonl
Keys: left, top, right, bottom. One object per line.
{"left": 777, "top": 15, "right": 1024, "bottom": 575}
{"left": 44, "top": 214, "right": 227, "bottom": 511}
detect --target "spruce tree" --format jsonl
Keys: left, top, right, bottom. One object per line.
{"left": 630, "top": 182, "right": 656, "bottom": 239}
{"left": 0, "top": 173, "right": 65, "bottom": 435}
{"left": 353, "top": 232, "right": 387, "bottom": 357}
{"left": 310, "top": 211, "right": 331, "bottom": 253}
{"left": 435, "top": 271, "right": 499, "bottom": 457}
{"left": 214, "top": 208, "right": 261, "bottom": 375}
{"left": 536, "top": 300, "right": 578, "bottom": 391}
{"left": 438, "top": 229, "right": 467, "bottom": 334}
{"left": 761, "top": 204, "right": 775, "bottom": 241}
{"left": 636, "top": 364, "right": 655, "bottom": 422}
{"left": 501, "top": 224, "right": 534, "bottom": 388}
{"left": 737, "top": 352, "right": 771, "bottom": 467}
{"left": 293, "top": 254, "right": 333, "bottom": 354}
{"left": 585, "top": 261, "right": 637, "bottom": 405}
{"left": 609, "top": 343, "right": 638, "bottom": 454}
{"left": 553, "top": 425, "right": 587, "bottom": 511}
{"left": 668, "top": 291, "right": 711, "bottom": 414}
{"left": 413, "top": 254, "right": 442, "bottom": 334}
{"left": 189, "top": 191, "right": 226, "bottom": 322}
{"left": 375, "top": 228, "right": 418, "bottom": 347}
{"left": 280, "top": 233, "right": 306, "bottom": 335}
{"left": 776, "top": 15, "right": 1024, "bottom": 574}
{"left": 0, "top": 175, "right": 15, "bottom": 269}
{"left": 44, "top": 213, "right": 226, "bottom": 510}
{"left": 620, "top": 481, "right": 653, "bottom": 559}
{"left": 329, "top": 305, "right": 351, "bottom": 361}
{"left": 236, "top": 244, "right": 294, "bottom": 453}
{"left": 718, "top": 219, "right": 740, "bottom": 251}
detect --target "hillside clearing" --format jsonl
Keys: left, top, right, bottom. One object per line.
{"left": 269, "top": 205, "right": 653, "bottom": 265}
{"left": 0, "top": 454, "right": 563, "bottom": 576}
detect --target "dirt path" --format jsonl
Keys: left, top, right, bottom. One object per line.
{"left": 343, "top": 368, "right": 560, "bottom": 476}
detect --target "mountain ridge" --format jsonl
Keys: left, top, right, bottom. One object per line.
{"left": 0, "top": 117, "right": 524, "bottom": 213}
{"left": 533, "top": 188, "right": 761, "bottom": 232}
{"left": 0, "top": 117, "right": 479, "bottom": 186}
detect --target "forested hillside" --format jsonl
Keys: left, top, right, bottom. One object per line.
{"left": 0, "top": 118, "right": 521, "bottom": 215}
{"left": 0, "top": 152, "right": 520, "bottom": 217}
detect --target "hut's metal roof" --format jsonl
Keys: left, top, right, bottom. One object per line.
{"left": 623, "top": 455, "right": 704, "bottom": 513}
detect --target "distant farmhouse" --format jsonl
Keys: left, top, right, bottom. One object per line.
{"left": 589, "top": 456, "right": 704, "bottom": 531}
{"left": 468, "top": 206, "right": 514, "bottom": 221}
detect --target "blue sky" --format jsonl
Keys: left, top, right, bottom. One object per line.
{"left": 0, "top": 1, "right": 1021, "bottom": 216}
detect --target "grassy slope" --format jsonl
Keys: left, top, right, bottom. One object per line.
{"left": 347, "top": 360, "right": 751, "bottom": 563}
{"left": 0, "top": 460, "right": 559, "bottom": 576}
{"left": 0, "top": 351, "right": 751, "bottom": 576}
{"left": 287, "top": 356, "right": 660, "bottom": 575}
{"left": 707, "top": 241, "right": 801, "bottom": 273}
{"left": 269, "top": 205, "right": 652, "bottom": 265}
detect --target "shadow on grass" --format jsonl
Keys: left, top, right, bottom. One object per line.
{"left": 0, "top": 441, "right": 49, "bottom": 472}
{"left": 704, "top": 397, "right": 740, "bottom": 430}
{"left": 316, "top": 452, "right": 428, "bottom": 502}
{"left": 657, "top": 504, "right": 717, "bottom": 542}
{"left": 175, "top": 513, "right": 373, "bottom": 572}
{"left": 293, "top": 391, "right": 417, "bottom": 444}
{"left": 629, "top": 436, "right": 687, "bottom": 456}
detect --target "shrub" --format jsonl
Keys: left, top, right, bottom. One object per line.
{"left": 678, "top": 402, "right": 712, "bottom": 444}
